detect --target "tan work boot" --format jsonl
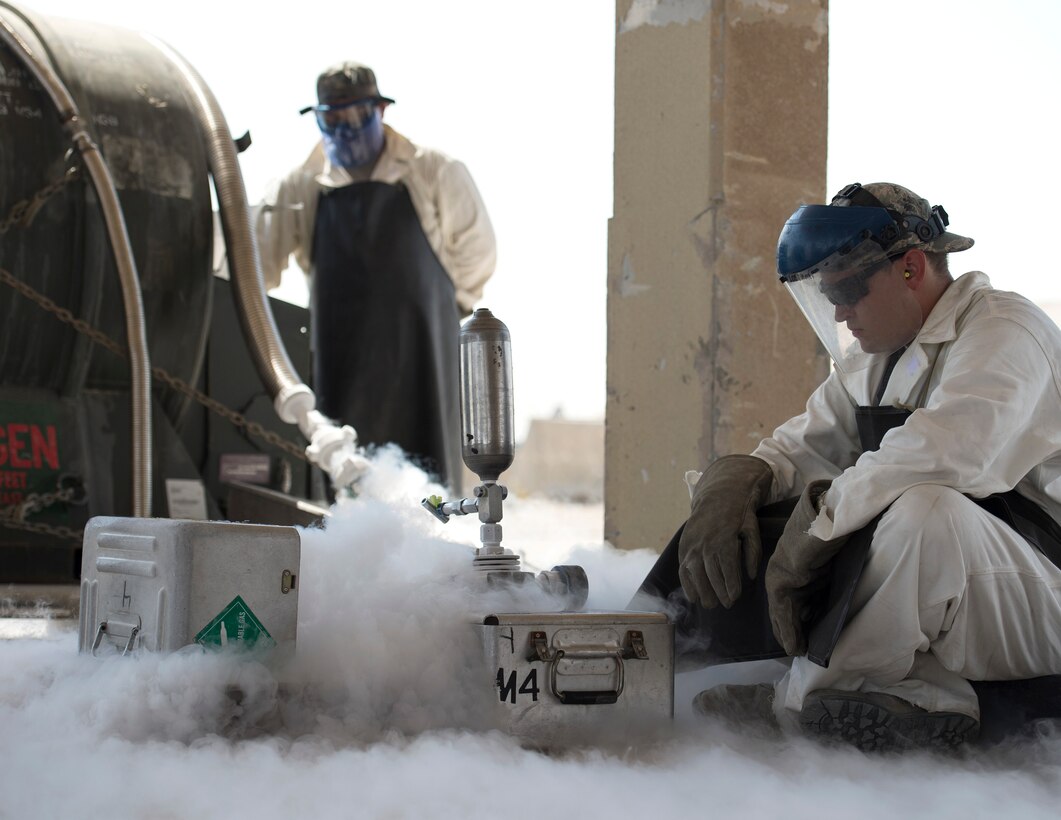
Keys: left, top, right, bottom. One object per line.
{"left": 800, "top": 689, "right": 979, "bottom": 752}
{"left": 692, "top": 682, "right": 779, "bottom": 732}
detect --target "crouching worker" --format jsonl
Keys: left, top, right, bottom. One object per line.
{"left": 632, "top": 182, "right": 1061, "bottom": 751}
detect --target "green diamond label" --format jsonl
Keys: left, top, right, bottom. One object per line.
{"left": 195, "top": 595, "right": 275, "bottom": 649}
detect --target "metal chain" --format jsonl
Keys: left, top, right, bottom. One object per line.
{"left": 1, "top": 170, "right": 310, "bottom": 462}
{"left": 0, "top": 265, "right": 311, "bottom": 462}
{"left": 3, "top": 485, "right": 78, "bottom": 519}
{"left": 0, "top": 170, "right": 314, "bottom": 543}
{"left": 0, "top": 266, "right": 122, "bottom": 356}
{"left": 0, "top": 166, "right": 82, "bottom": 236}
{"left": 1, "top": 168, "right": 90, "bottom": 542}
{"left": 0, "top": 486, "right": 82, "bottom": 543}
{"left": 150, "top": 367, "right": 309, "bottom": 461}
{"left": 0, "top": 517, "right": 83, "bottom": 543}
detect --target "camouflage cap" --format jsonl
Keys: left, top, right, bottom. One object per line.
{"left": 833, "top": 181, "right": 974, "bottom": 254}
{"left": 305, "top": 61, "right": 395, "bottom": 112}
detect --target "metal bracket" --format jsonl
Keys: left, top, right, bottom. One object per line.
{"left": 622, "top": 630, "right": 648, "bottom": 660}
{"left": 528, "top": 629, "right": 649, "bottom": 663}
{"left": 527, "top": 630, "right": 563, "bottom": 663}
{"left": 90, "top": 618, "right": 141, "bottom": 656}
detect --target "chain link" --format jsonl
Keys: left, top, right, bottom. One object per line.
{"left": 0, "top": 266, "right": 309, "bottom": 461}
{"left": 0, "top": 273, "right": 312, "bottom": 461}
{"left": 149, "top": 367, "right": 309, "bottom": 460}
{"left": 0, "top": 166, "right": 82, "bottom": 236}
{"left": 0, "top": 517, "right": 84, "bottom": 544}
{"left": 0, "top": 169, "right": 315, "bottom": 543}
{"left": 0, "top": 486, "right": 82, "bottom": 544}
{"left": 5, "top": 485, "right": 78, "bottom": 519}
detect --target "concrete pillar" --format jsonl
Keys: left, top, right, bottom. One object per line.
{"left": 605, "top": 0, "right": 831, "bottom": 551}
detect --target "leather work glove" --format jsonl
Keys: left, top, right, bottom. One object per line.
{"left": 678, "top": 454, "right": 775, "bottom": 609}
{"left": 765, "top": 479, "right": 851, "bottom": 656}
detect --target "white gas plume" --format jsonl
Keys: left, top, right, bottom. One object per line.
{"left": 2, "top": 450, "right": 1061, "bottom": 819}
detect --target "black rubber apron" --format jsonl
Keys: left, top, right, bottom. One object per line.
{"left": 311, "top": 181, "right": 462, "bottom": 490}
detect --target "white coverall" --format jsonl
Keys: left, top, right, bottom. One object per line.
{"left": 255, "top": 124, "right": 496, "bottom": 313}
{"left": 751, "top": 271, "right": 1061, "bottom": 720}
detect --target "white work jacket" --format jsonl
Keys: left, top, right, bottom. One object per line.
{"left": 255, "top": 125, "right": 497, "bottom": 314}
{"left": 751, "top": 272, "right": 1061, "bottom": 541}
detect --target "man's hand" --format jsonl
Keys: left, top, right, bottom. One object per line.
{"left": 765, "top": 479, "right": 850, "bottom": 656}
{"left": 678, "top": 455, "right": 774, "bottom": 609}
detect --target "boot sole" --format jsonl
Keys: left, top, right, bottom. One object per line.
{"left": 800, "top": 691, "right": 979, "bottom": 752}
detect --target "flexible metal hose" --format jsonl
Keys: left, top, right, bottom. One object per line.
{"left": 145, "top": 35, "right": 304, "bottom": 400}
{"left": 147, "top": 36, "right": 370, "bottom": 491}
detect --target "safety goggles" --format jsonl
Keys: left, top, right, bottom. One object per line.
{"left": 311, "top": 100, "right": 379, "bottom": 134}
{"left": 819, "top": 260, "right": 885, "bottom": 306}
{"left": 780, "top": 226, "right": 893, "bottom": 308}
{"left": 818, "top": 252, "right": 907, "bottom": 307}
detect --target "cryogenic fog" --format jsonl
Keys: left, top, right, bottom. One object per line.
{"left": 3, "top": 449, "right": 1061, "bottom": 819}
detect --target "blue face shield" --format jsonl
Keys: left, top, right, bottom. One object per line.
{"left": 318, "top": 103, "right": 385, "bottom": 169}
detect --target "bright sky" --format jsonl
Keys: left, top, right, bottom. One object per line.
{"left": 7, "top": 0, "right": 1061, "bottom": 440}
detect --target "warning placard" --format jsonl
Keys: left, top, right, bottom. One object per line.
{"left": 0, "top": 400, "right": 61, "bottom": 510}
{"left": 194, "top": 595, "right": 275, "bottom": 649}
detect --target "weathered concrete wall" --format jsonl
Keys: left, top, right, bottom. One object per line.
{"left": 505, "top": 419, "right": 604, "bottom": 502}
{"left": 606, "top": 0, "right": 831, "bottom": 551}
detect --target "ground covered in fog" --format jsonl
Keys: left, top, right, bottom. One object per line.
{"left": 3, "top": 451, "right": 1061, "bottom": 819}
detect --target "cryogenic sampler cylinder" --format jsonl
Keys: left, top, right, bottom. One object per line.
{"left": 460, "top": 309, "right": 514, "bottom": 482}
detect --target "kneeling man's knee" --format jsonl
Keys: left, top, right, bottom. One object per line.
{"left": 871, "top": 484, "right": 969, "bottom": 581}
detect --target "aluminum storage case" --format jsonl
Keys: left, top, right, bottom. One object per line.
{"left": 78, "top": 516, "right": 300, "bottom": 655}
{"left": 477, "top": 610, "right": 673, "bottom": 747}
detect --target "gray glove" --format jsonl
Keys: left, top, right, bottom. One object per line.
{"left": 765, "top": 479, "right": 851, "bottom": 656}
{"left": 678, "top": 455, "right": 774, "bottom": 609}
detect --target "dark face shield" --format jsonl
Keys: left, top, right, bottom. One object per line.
{"left": 819, "top": 257, "right": 897, "bottom": 307}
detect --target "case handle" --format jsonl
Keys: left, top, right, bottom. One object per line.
{"left": 528, "top": 630, "right": 649, "bottom": 706}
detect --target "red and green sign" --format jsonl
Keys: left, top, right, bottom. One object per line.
{"left": 0, "top": 400, "right": 61, "bottom": 510}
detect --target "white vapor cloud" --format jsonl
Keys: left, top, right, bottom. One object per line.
{"left": 2, "top": 451, "right": 1061, "bottom": 818}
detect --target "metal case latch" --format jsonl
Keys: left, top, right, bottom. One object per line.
{"left": 622, "top": 630, "right": 648, "bottom": 660}
{"left": 525, "top": 629, "right": 652, "bottom": 706}
{"left": 91, "top": 617, "right": 142, "bottom": 656}
{"left": 528, "top": 630, "right": 562, "bottom": 662}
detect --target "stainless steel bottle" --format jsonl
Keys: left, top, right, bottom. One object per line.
{"left": 459, "top": 308, "right": 514, "bottom": 481}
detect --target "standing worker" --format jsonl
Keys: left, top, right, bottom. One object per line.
{"left": 256, "top": 61, "right": 497, "bottom": 491}
{"left": 634, "top": 182, "right": 1061, "bottom": 750}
